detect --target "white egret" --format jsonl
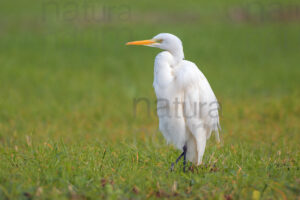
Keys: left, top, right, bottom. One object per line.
{"left": 126, "top": 33, "right": 220, "bottom": 171}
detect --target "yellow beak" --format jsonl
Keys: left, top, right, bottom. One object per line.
{"left": 126, "top": 40, "right": 156, "bottom": 46}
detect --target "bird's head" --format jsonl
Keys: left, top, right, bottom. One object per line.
{"left": 126, "top": 33, "right": 184, "bottom": 59}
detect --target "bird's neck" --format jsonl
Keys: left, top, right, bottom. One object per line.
{"left": 169, "top": 48, "right": 184, "bottom": 65}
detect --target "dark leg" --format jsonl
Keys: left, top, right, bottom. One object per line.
{"left": 170, "top": 152, "right": 184, "bottom": 171}
{"left": 170, "top": 145, "right": 187, "bottom": 171}
{"left": 183, "top": 145, "right": 187, "bottom": 172}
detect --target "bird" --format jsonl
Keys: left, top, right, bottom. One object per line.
{"left": 126, "top": 33, "right": 220, "bottom": 171}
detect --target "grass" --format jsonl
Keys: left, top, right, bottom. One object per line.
{"left": 0, "top": 0, "right": 300, "bottom": 199}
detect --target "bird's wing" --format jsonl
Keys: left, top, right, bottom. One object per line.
{"left": 175, "top": 60, "right": 220, "bottom": 142}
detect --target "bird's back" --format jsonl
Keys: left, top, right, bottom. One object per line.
{"left": 176, "top": 60, "right": 220, "bottom": 139}
{"left": 175, "top": 60, "right": 220, "bottom": 164}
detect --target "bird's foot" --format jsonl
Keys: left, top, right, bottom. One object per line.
{"left": 170, "top": 163, "right": 175, "bottom": 171}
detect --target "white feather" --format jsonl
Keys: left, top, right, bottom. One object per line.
{"left": 127, "top": 33, "right": 220, "bottom": 165}
{"left": 151, "top": 34, "right": 220, "bottom": 165}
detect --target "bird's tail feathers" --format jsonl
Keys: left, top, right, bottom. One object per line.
{"left": 214, "top": 123, "right": 221, "bottom": 143}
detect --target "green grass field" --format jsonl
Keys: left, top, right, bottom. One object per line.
{"left": 0, "top": 0, "right": 300, "bottom": 199}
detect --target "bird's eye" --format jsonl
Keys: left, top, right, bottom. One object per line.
{"left": 156, "top": 39, "right": 163, "bottom": 43}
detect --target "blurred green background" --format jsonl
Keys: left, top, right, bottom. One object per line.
{"left": 0, "top": 0, "right": 299, "bottom": 199}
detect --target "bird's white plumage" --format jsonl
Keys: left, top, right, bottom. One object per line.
{"left": 151, "top": 34, "right": 220, "bottom": 165}
{"left": 127, "top": 33, "right": 220, "bottom": 165}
